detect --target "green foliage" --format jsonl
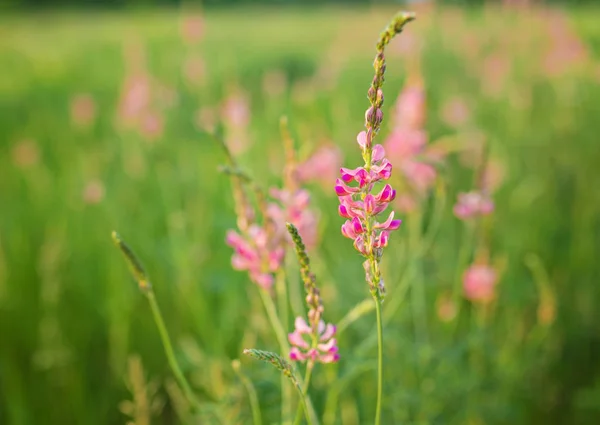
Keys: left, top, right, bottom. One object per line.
{"left": 1, "top": 5, "right": 600, "bottom": 425}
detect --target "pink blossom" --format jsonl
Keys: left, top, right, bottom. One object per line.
{"left": 140, "top": 111, "right": 164, "bottom": 141}
{"left": 70, "top": 93, "right": 96, "bottom": 128}
{"left": 118, "top": 74, "right": 151, "bottom": 126}
{"left": 296, "top": 145, "right": 343, "bottom": 189}
{"left": 288, "top": 317, "right": 339, "bottom": 363}
{"left": 268, "top": 189, "right": 318, "bottom": 250}
{"left": 440, "top": 97, "right": 470, "bottom": 128}
{"left": 453, "top": 191, "right": 494, "bottom": 220}
{"left": 11, "top": 139, "right": 40, "bottom": 169}
{"left": 463, "top": 264, "right": 498, "bottom": 303}
{"left": 83, "top": 179, "right": 105, "bottom": 205}
{"left": 180, "top": 15, "right": 204, "bottom": 44}
{"left": 393, "top": 79, "right": 426, "bottom": 130}
{"left": 225, "top": 225, "right": 285, "bottom": 290}
{"left": 336, "top": 131, "right": 401, "bottom": 259}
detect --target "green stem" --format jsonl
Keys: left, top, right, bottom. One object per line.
{"left": 146, "top": 291, "right": 201, "bottom": 411}
{"left": 276, "top": 270, "right": 293, "bottom": 424}
{"left": 293, "top": 363, "right": 314, "bottom": 425}
{"left": 232, "top": 361, "right": 262, "bottom": 425}
{"left": 374, "top": 295, "right": 384, "bottom": 425}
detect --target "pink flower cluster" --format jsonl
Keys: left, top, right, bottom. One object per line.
{"left": 268, "top": 188, "right": 318, "bottom": 250}
{"left": 335, "top": 131, "right": 401, "bottom": 256}
{"left": 225, "top": 225, "right": 284, "bottom": 290}
{"left": 453, "top": 191, "right": 494, "bottom": 220}
{"left": 463, "top": 263, "right": 498, "bottom": 303}
{"left": 288, "top": 317, "right": 339, "bottom": 363}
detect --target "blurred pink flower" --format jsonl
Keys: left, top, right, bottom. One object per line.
{"left": 453, "top": 191, "right": 494, "bottom": 220}
{"left": 118, "top": 74, "right": 151, "bottom": 126}
{"left": 268, "top": 188, "right": 318, "bottom": 250}
{"left": 440, "top": 97, "right": 470, "bottom": 128}
{"left": 83, "top": 179, "right": 105, "bottom": 204}
{"left": 393, "top": 78, "right": 426, "bottom": 131}
{"left": 288, "top": 317, "right": 339, "bottom": 364}
{"left": 11, "top": 139, "right": 40, "bottom": 169}
{"left": 296, "top": 145, "right": 343, "bottom": 189}
{"left": 463, "top": 263, "right": 498, "bottom": 304}
{"left": 140, "top": 111, "right": 164, "bottom": 141}
{"left": 226, "top": 225, "right": 285, "bottom": 290}
{"left": 70, "top": 93, "right": 96, "bottom": 128}
{"left": 180, "top": 15, "right": 204, "bottom": 44}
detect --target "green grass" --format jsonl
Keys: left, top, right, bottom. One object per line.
{"left": 1, "top": 5, "right": 600, "bottom": 425}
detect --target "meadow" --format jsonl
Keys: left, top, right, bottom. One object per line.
{"left": 1, "top": 4, "right": 600, "bottom": 425}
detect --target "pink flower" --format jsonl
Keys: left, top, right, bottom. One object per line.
{"left": 140, "top": 111, "right": 164, "bottom": 141}
{"left": 296, "top": 145, "right": 343, "bottom": 190}
{"left": 336, "top": 131, "right": 402, "bottom": 261}
{"left": 463, "top": 264, "right": 498, "bottom": 303}
{"left": 83, "top": 179, "right": 105, "bottom": 205}
{"left": 226, "top": 225, "right": 285, "bottom": 290}
{"left": 70, "top": 93, "right": 96, "bottom": 128}
{"left": 11, "top": 139, "right": 40, "bottom": 169}
{"left": 393, "top": 79, "right": 426, "bottom": 131}
{"left": 288, "top": 317, "right": 339, "bottom": 364}
{"left": 440, "top": 97, "right": 470, "bottom": 128}
{"left": 118, "top": 74, "right": 151, "bottom": 127}
{"left": 180, "top": 15, "right": 204, "bottom": 44}
{"left": 453, "top": 191, "right": 494, "bottom": 220}
{"left": 268, "top": 188, "right": 318, "bottom": 250}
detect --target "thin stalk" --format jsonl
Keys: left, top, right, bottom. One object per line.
{"left": 258, "top": 288, "right": 319, "bottom": 425}
{"left": 146, "top": 292, "right": 201, "bottom": 411}
{"left": 374, "top": 296, "right": 384, "bottom": 425}
{"left": 232, "top": 361, "right": 262, "bottom": 425}
{"left": 293, "top": 362, "right": 314, "bottom": 425}
{"left": 276, "top": 269, "right": 293, "bottom": 425}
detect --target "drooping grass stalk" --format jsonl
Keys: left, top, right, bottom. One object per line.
{"left": 232, "top": 360, "right": 262, "bottom": 425}
{"left": 111, "top": 232, "right": 201, "bottom": 412}
{"left": 243, "top": 349, "right": 313, "bottom": 425}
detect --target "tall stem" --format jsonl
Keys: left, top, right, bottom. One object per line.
{"left": 146, "top": 291, "right": 201, "bottom": 411}
{"left": 293, "top": 362, "right": 314, "bottom": 425}
{"left": 374, "top": 295, "right": 384, "bottom": 425}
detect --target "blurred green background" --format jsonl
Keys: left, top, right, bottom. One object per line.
{"left": 1, "top": 1, "right": 600, "bottom": 424}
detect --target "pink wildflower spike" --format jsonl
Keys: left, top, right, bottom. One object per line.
{"left": 288, "top": 316, "right": 339, "bottom": 364}
{"left": 335, "top": 13, "right": 414, "bottom": 298}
